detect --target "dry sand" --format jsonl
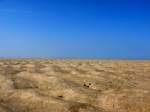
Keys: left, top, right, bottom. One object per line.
{"left": 0, "top": 59, "right": 150, "bottom": 112}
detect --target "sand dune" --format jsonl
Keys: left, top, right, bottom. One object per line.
{"left": 0, "top": 59, "right": 150, "bottom": 112}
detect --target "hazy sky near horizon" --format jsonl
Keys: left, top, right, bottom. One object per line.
{"left": 0, "top": 0, "right": 150, "bottom": 58}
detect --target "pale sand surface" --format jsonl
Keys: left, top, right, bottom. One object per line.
{"left": 0, "top": 59, "right": 150, "bottom": 112}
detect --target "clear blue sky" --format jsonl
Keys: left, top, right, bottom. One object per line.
{"left": 0, "top": 0, "right": 150, "bottom": 59}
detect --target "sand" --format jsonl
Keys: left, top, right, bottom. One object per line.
{"left": 0, "top": 59, "right": 150, "bottom": 112}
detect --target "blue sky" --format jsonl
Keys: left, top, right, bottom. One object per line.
{"left": 0, "top": 0, "right": 150, "bottom": 58}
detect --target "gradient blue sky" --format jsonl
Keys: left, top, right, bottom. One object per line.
{"left": 0, "top": 0, "right": 150, "bottom": 58}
